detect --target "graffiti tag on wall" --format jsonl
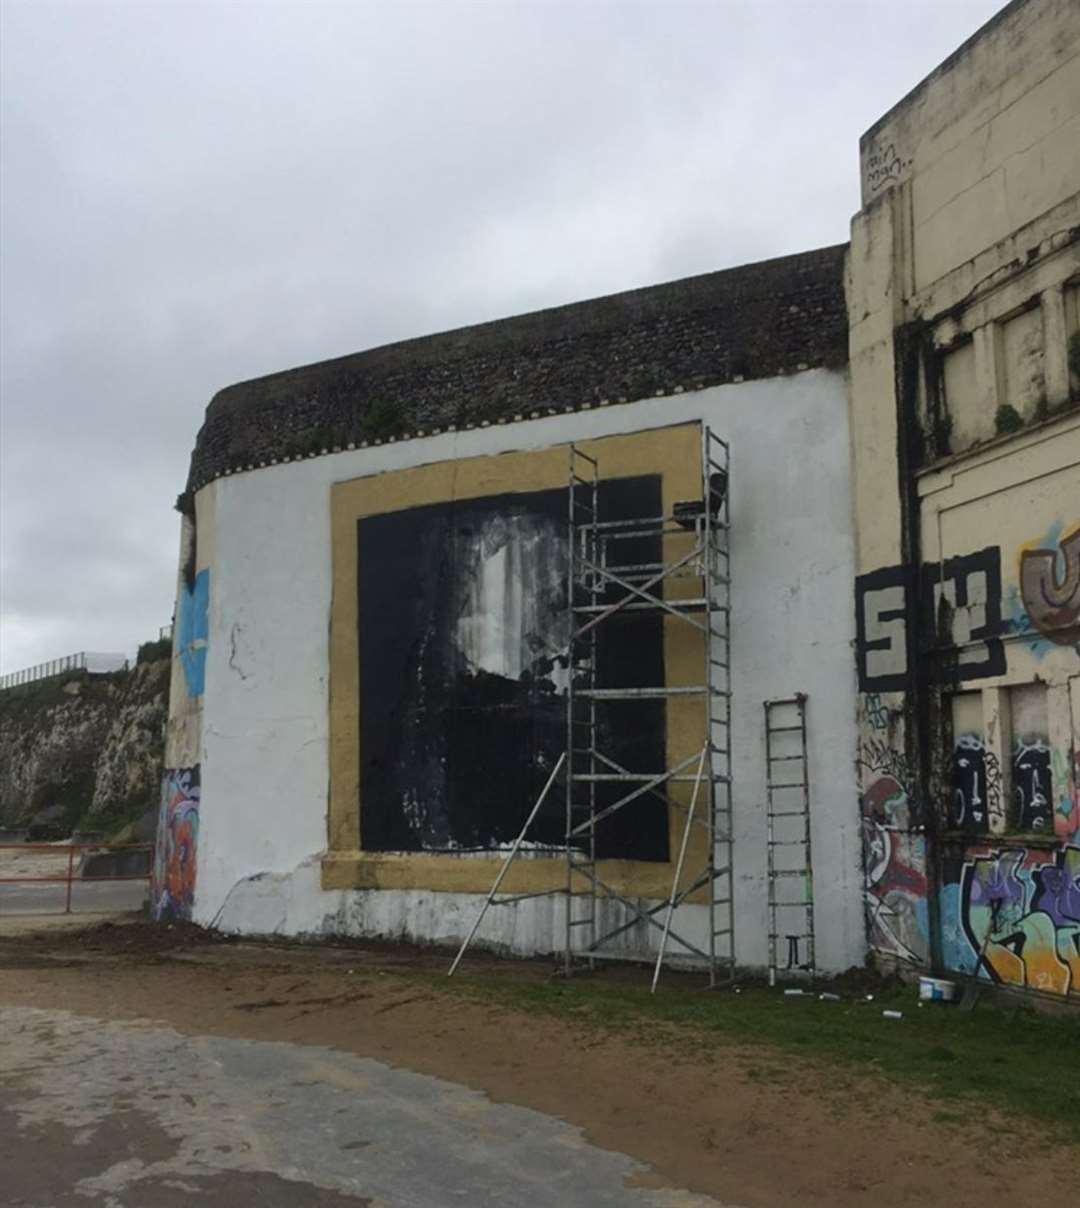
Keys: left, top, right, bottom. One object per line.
{"left": 1019, "top": 527, "right": 1080, "bottom": 649}
{"left": 153, "top": 765, "right": 200, "bottom": 921}
{"left": 855, "top": 547, "right": 1005, "bottom": 691}
{"left": 864, "top": 141, "right": 911, "bottom": 193}
{"left": 942, "top": 845, "right": 1080, "bottom": 996}
{"left": 858, "top": 737, "right": 929, "bottom": 963}
{"left": 1012, "top": 738, "right": 1053, "bottom": 833}
{"left": 950, "top": 734, "right": 1003, "bottom": 834}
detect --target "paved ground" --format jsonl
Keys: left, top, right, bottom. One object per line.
{"left": 0, "top": 881, "right": 148, "bottom": 916}
{"left": 0, "top": 846, "right": 148, "bottom": 917}
{"left": 0, "top": 1004, "right": 728, "bottom": 1207}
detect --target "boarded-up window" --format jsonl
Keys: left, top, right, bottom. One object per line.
{"left": 942, "top": 339, "right": 980, "bottom": 449}
{"left": 949, "top": 692, "right": 988, "bottom": 833}
{"left": 999, "top": 305, "right": 1045, "bottom": 419}
{"left": 1065, "top": 282, "right": 1080, "bottom": 397}
{"left": 1009, "top": 683, "right": 1051, "bottom": 834}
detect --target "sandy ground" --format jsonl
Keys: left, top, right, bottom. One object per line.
{"left": 0, "top": 920, "right": 1075, "bottom": 1208}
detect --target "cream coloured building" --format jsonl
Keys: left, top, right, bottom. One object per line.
{"left": 849, "top": 0, "right": 1080, "bottom": 997}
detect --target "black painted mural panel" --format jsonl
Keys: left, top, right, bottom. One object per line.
{"left": 358, "top": 477, "right": 668, "bottom": 862}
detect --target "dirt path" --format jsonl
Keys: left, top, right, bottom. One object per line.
{"left": 0, "top": 922, "right": 1074, "bottom": 1208}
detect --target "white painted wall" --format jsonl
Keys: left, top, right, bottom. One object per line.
{"left": 191, "top": 370, "right": 865, "bottom": 973}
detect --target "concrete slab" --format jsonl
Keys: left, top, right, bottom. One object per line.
{"left": 0, "top": 1006, "right": 735, "bottom": 1207}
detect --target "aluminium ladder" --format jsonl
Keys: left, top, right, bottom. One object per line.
{"left": 764, "top": 694, "right": 814, "bottom": 985}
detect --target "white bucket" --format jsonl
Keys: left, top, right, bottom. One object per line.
{"left": 919, "top": 976, "right": 957, "bottom": 1002}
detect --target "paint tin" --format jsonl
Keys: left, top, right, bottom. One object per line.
{"left": 918, "top": 976, "right": 957, "bottom": 1003}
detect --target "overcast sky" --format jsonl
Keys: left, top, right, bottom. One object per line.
{"left": 1, "top": 0, "right": 1005, "bottom": 674}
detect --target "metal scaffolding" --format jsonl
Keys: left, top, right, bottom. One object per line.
{"left": 563, "top": 426, "right": 734, "bottom": 987}
{"left": 764, "top": 694, "right": 814, "bottom": 986}
{"left": 450, "top": 425, "right": 735, "bottom": 990}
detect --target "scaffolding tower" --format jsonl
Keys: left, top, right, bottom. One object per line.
{"left": 450, "top": 425, "right": 735, "bottom": 990}
{"left": 564, "top": 428, "right": 734, "bottom": 987}
{"left": 764, "top": 694, "right": 814, "bottom": 985}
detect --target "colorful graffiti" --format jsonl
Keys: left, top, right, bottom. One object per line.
{"left": 153, "top": 766, "right": 200, "bottom": 921}
{"left": 178, "top": 568, "right": 209, "bottom": 697}
{"left": 1019, "top": 527, "right": 1080, "bottom": 649}
{"left": 858, "top": 738, "right": 929, "bottom": 963}
{"left": 942, "top": 844, "right": 1080, "bottom": 996}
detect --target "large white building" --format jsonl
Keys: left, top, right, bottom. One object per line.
{"left": 159, "top": 0, "right": 1080, "bottom": 998}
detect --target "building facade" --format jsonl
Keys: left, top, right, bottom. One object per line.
{"left": 159, "top": 0, "right": 1080, "bottom": 997}
{"left": 849, "top": 0, "right": 1080, "bottom": 997}
{"left": 159, "top": 248, "right": 868, "bottom": 974}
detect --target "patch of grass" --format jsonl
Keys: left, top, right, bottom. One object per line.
{"left": 417, "top": 967, "right": 1080, "bottom": 1141}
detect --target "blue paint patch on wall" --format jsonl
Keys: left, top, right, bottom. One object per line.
{"left": 939, "top": 882, "right": 976, "bottom": 976}
{"left": 178, "top": 569, "right": 209, "bottom": 697}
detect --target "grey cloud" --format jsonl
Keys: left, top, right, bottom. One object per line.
{"left": 0, "top": 0, "right": 1004, "bottom": 672}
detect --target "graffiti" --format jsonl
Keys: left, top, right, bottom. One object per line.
{"left": 922, "top": 547, "right": 1006, "bottom": 683}
{"left": 1012, "top": 737, "right": 1052, "bottom": 833}
{"left": 855, "top": 547, "right": 1005, "bottom": 691}
{"left": 857, "top": 735, "right": 916, "bottom": 809}
{"left": 858, "top": 736, "right": 929, "bottom": 962}
{"left": 949, "top": 734, "right": 1002, "bottom": 835}
{"left": 943, "top": 845, "right": 1080, "bottom": 996}
{"left": 865, "top": 141, "right": 910, "bottom": 193}
{"left": 1019, "top": 527, "right": 1080, "bottom": 649}
{"left": 178, "top": 568, "right": 209, "bottom": 697}
{"left": 861, "top": 797, "right": 929, "bottom": 963}
{"left": 865, "top": 693, "right": 889, "bottom": 730}
{"left": 855, "top": 566, "right": 911, "bottom": 692}
{"left": 1052, "top": 748, "right": 1080, "bottom": 841}
{"left": 153, "top": 766, "right": 200, "bottom": 921}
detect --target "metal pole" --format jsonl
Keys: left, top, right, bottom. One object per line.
{"left": 448, "top": 752, "right": 566, "bottom": 978}
{"left": 64, "top": 844, "right": 76, "bottom": 914}
{"left": 651, "top": 746, "right": 707, "bottom": 993}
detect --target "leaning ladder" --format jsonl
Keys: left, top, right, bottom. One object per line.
{"left": 764, "top": 695, "right": 814, "bottom": 986}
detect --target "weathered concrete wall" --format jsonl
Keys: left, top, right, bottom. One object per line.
{"left": 849, "top": 0, "right": 1080, "bottom": 993}
{"left": 178, "top": 369, "right": 865, "bottom": 974}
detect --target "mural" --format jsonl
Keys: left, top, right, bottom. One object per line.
{"left": 941, "top": 845, "right": 1080, "bottom": 997}
{"left": 153, "top": 766, "right": 200, "bottom": 921}
{"left": 356, "top": 479, "right": 668, "bottom": 860}
{"left": 178, "top": 568, "right": 209, "bottom": 697}
{"left": 857, "top": 736, "right": 929, "bottom": 963}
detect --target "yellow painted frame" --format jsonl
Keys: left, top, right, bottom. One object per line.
{"left": 323, "top": 422, "right": 709, "bottom": 900}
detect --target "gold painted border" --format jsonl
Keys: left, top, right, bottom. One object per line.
{"left": 325, "top": 422, "right": 707, "bottom": 899}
